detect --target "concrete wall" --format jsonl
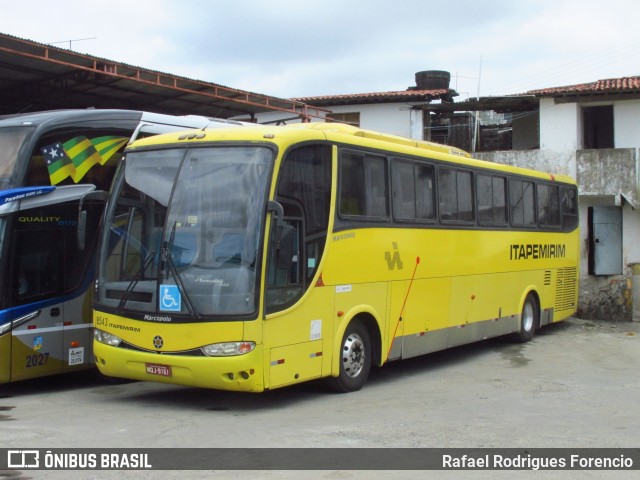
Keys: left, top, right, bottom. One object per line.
{"left": 577, "top": 148, "right": 638, "bottom": 204}
{"left": 539, "top": 98, "right": 581, "bottom": 151}
{"left": 615, "top": 99, "right": 640, "bottom": 148}
{"left": 475, "top": 149, "right": 577, "bottom": 179}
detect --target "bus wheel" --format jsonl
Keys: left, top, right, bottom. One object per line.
{"left": 328, "top": 320, "right": 372, "bottom": 393}
{"left": 512, "top": 293, "right": 538, "bottom": 343}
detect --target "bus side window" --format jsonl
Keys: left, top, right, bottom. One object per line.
{"left": 266, "top": 144, "right": 331, "bottom": 313}
{"left": 477, "top": 174, "right": 507, "bottom": 225}
{"left": 438, "top": 167, "right": 474, "bottom": 223}
{"left": 11, "top": 202, "right": 99, "bottom": 305}
{"left": 560, "top": 186, "right": 579, "bottom": 231}
{"left": 266, "top": 212, "right": 303, "bottom": 309}
{"left": 392, "top": 159, "right": 435, "bottom": 222}
{"left": 509, "top": 179, "right": 536, "bottom": 227}
{"left": 339, "top": 151, "right": 387, "bottom": 218}
{"left": 537, "top": 183, "right": 561, "bottom": 228}
{"left": 26, "top": 128, "right": 130, "bottom": 189}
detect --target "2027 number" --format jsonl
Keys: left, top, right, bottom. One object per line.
{"left": 25, "top": 352, "right": 49, "bottom": 368}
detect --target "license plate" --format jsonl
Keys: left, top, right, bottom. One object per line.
{"left": 145, "top": 363, "right": 172, "bottom": 377}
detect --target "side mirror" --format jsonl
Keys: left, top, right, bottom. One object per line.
{"left": 267, "top": 200, "right": 284, "bottom": 224}
{"left": 267, "top": 200, "right": 296, "bottom": 271}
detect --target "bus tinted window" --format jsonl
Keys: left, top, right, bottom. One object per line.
{"left": 537, "top": 183, "right": 561, "bottom": 227}
{"left": 392, "top": 160, "right": 435, "bottom": 222}
{"left": 339, "top": 151, "right": 387, "bottom": 218}
{"left": 438, "top": 167, "right": 474, "bottom": 223}
{"left": 267, "top": 145, "right": 332, "bottom": 312}
{"left": 477, "top": 174, "right": 507, "bottom": 225}
{"left": 25, "top": 128, "right": 130, "bottom": 189}
{"left": 11, "top": 202, "right": 100, "bottom": 305}
{"left": 561, "top": 186, "right": 579, "bottom": 230}
{"left": 0, "top": 127, "right": 34, "bottom": 187}
{"left": 509, "top": 179, "right": 536, "bottom": 227}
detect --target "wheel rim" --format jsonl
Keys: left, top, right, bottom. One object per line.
{"left": 522, "top": 301, "right": 534, "bottom": 332}
{"left": 341, "top": 332, "right": 365, "bottom": 378}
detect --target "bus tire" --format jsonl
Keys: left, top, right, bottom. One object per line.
{"left": 512, "top": 293, "right": 538, "bottom": 343}
{"left": 327, "top": 320, "right": 372, "bottom": 393}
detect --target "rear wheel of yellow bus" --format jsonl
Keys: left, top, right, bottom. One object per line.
{"left": 512, "top": 293, "right": 539, "bottom": 343}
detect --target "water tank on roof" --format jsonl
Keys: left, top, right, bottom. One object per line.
{"left": 415, "top": 70, "right": 451, "bottom": 90}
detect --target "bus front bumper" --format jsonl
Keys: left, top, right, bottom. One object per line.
{"left": 93, "top": 341, "right": 265, "bottom": 392}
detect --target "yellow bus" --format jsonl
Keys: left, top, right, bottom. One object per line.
{"left": 92, "top": 122, "right": 579, "bottom": 392}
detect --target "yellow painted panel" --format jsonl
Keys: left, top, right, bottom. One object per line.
{"left": 269, "top": 340, "right": 323, "bottom": 388}
{"left": 0, "top": 335, "right": 11, "bottom": 383}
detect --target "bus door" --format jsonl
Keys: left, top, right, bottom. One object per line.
{"left": 263, "top": 145, "right": 333, "bottom": 389}
{"left": 6, "top": 187, "right": 99, "bottom": 381}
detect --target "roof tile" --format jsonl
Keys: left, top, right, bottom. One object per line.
{"left": 527, "top": 76, "right": 640, "bottom": 96}
{"left": 292, "top": 89, "right": 453, "bottom": 104}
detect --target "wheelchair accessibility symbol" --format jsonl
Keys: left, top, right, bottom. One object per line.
{"left": 159, "top": 285, "right": 181, "bottom": 312}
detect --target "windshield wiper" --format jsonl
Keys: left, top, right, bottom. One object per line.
{"left": 161, "top": 221, "right": 199, "bottom": 318}
{"left": 117, "top": 251, "right": 156, "bottom": 311}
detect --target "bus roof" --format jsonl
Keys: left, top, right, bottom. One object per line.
{"left": 0, "top": 109, "right": 145, "bottom": 127}
{"left": 127, "top": 122, "right": 576, "bottom": 185}
{"left": 0, "top": 109, "right": 239, "bottom": 131}
{"left": 290, "top": 122, "right": 473, "bottom": 158}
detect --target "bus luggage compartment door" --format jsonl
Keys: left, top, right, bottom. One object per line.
{"left": 269, "top": 340, "right": 323, "bottom": 389}
{"left": 10, "top": 305, "right": 65, "bottom": 381}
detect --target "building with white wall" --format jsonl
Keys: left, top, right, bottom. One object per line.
{"left": 492, "top": 77, "right": 640, "bottom": 321}
{"left": 250, "top": 70, "right": 456, "bottom": 141}
{"left": 446, "top": 76, "right": 640, "bottom": 321}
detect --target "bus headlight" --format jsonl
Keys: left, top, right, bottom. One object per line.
{"left": 202, "top": 342, "right": 255, "bottom": 357}
{"left": 94, "top": 329, "right": 122, "bottom": 347}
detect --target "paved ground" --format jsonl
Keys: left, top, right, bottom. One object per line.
{"left": 1, "top": 318, "right": 639, "bottom": 479}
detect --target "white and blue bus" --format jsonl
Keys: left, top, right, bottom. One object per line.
{"left": 0, "top": 109, "right": 243, "bottom": 383}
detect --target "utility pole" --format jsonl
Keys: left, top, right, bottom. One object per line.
{"left": 472, "top": 56, "right": 483, "bottom": 153}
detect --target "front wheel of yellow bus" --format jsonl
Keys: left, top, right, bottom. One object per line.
{"left": 328, "top": 320, "right": 372, "bottom": 393}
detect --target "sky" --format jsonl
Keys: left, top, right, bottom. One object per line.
{"left": 2, "top": 0, "right": 640, "bottom": 101}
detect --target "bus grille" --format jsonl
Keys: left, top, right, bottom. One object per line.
{"left": 555, "top": 267, "right": 577, "bottom": 312}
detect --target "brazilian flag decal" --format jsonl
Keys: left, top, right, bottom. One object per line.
{"left": 91, "top": 136, "right": 129, "bottom": 165}
{"left": 63, "top": 136, "right": 102, "bottom": 182}
{"left": 41, "top": 142, "right": 75, "bottom": 185}
{"left": 41, "top": 136, "right": 129, "bottom": 185}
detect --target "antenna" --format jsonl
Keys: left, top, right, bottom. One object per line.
{"left": 472, "top": 56, "right": 483, "bottom": 153}
{"left": 48, "top": 37, "right": 97, "bottom": 50}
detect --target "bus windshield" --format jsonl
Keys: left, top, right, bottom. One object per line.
{"left": 0, "top": 126, "right": 35, "bottom": 188}
{"left": 98, "top": 145, "right": 273, "bottom": 318}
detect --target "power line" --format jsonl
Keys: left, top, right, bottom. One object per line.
{"left": 481, "top": 37, "right": 640, "bottom": 96}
